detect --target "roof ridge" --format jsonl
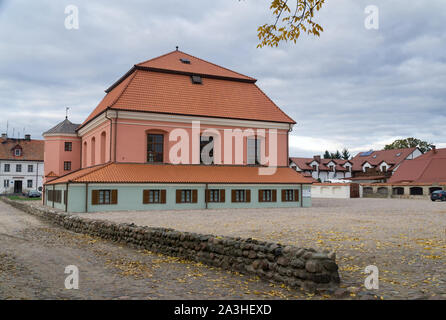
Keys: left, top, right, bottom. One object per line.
{"left": 137, "top": 50, "right": 256, "bottom": 81}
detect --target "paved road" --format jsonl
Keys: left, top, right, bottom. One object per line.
{"left": 0, "top": 200, "right": 321, "bottom": 300}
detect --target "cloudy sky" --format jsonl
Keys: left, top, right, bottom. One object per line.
{"left": 0, "top": 0, "right": 445, "bottom": 157}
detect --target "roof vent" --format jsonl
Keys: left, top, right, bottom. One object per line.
{"left": 191, "top": 75, "right": 202, "bottom": 84}
{"left": 180, "top": 58, "right": 191, "bottom": 64}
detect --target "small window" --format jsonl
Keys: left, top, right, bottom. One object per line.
{"left": 143, "top": 190, "right": 166, "bottom": 204}
{"left": 200, "top": 136, "right": 214, "bottom": 164}
{"left": 232, "top": 190, "right": 250, "bottom": 203}
{"left": 28, "top": 165, "right": 33, "bottom": 173}
{"left": 64, "top": 161, "right": 72, "bottom": 171}
{"left": 312, "top": 165, "right": 317, "bottom": 171}
{"left": 176, "top": 189, "right": 197, "bottom": 204}
{"left": 208, "top": 189, "right": 220, "bottom": 203}
{"left": 3, "top": 180, "right": 9, "bottom": 188}
{"left": 180, "top": 58, "right": 191, "bottom": 64}
{"left": 260, "top": 190, "right": 274, "bottom": 202}
{"left": 65, "top": 142, "right": 72, "bottom": 152}
{"left": 99, "top": 190, "right": 111, "bottom": 204}
{"left": 27, "top": 180, "right": 33, "bottom": 188}
{"left": 191, "top": 75, "right": 202, "bottom": 84}
{"left": 4, "top": 164, "right": 10, "bottom": 172}
{"left": 282, "top": 189, "right": 299, "bottom": 202}
{"left": 16, "top": 164, "right": 22, "bottom": 172}
{"left": 14, "top": 149, "right": 21, "bottom": 156}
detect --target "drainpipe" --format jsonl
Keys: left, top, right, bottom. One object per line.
{"left": 104, "top": 109, "right": 113, "bottom": 163}
{"left": 300, "top": 183, "right": 303, "bottom": 207}
{"left": 114, "top": 111, "right": 118, "bottom": 162}
{"left": 52, "top": 184, "right": 55, "bottom": 208}
{"left": 65, "top": 182, "right": 69, "bottom": 212}
{"left": 205, "top": 183, "right": 208, "bottom": 209}
{"left": 85, "top": 183, "right": 89, "bottom": 213}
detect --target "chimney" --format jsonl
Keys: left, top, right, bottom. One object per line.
{"left": 314, "top": 155, "right": 321, "bottom": 163}
{"left": 432, "top": 145, "right": 437, "bottom": 154}
{"left": 25, "top": 134, "right": 31, "bottom": 141}
{"left": 1, "top": 133, "right": 6, "bottom": 139}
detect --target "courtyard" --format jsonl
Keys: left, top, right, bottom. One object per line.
{"left": 73, "top": 198, "right": 446, "bottom": 299}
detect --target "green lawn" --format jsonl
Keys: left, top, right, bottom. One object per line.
{"left": 7, "top": 195, "right": 41, "bottom": 201}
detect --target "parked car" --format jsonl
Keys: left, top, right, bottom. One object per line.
{"left": 27, "top": 190, "right": 42, "bottom": 198}
{"left": 431, "top": 190, "right": 446, "bottom": 202}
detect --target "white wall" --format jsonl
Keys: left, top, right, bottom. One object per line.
{"left": 312, "top": 184, "right": 351, "bottom": 199}
{"left": 0, "top": 160, "right": 44, "bottom": 194}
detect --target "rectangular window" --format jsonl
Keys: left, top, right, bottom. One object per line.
{"left": 99, "top": 190, "right": 111, "bottom": 204}
{"left": 65, "top": 142, "right": 72, "bottom": 151}
{"left": 147, "top": 134, "right": 164, "bottom": 163}
{"left": 92, "top": 190, "right": 117, "bottom": 205}
{"left": 49, "top": 190, "right": 62, "bottom": 203}
{"left": 143, "top": 190, "right": 166, "bottom": 204}
{"left": 282, "top": 189, "right": 299, "bottom": 202}
{"left": 64, "top": 161, "right": 71, "bottom": 171}
{"left": 14, "top": 149, "right": 21, "bottom": 156}
{"left": 208, "top": 189, "right": 219, "bottom": 202}
{"left": 16, "top": 164, "right": 22, "bottom": 172}
{"left": 27, "top": 180, "right": 33, "bottom": 188}
{"left": 247, "top": 137, "right": 261, "bottom": 165}
{"left": 232, "top": 190, "right": 251, "bottom": 203}
{"left": 176, "top": 189, "right": 197, "bottom": 204}
{"left": 259, "top": 189, "right": 277, "bottom": 202}
{"left": 28, "top": 165, "right": 33, "bottom": 173}
{"left": 4, "top": 164, "right": 10, "bottom": 172}
{"left": 3, "top": 180, "right": 9, "bottom": 188}
{"left": 200, "top": 136, "right": 214, "bottom": 164}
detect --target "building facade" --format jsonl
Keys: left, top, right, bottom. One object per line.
{"left": 43, "top": 50, "right": 312, "bottom": 212}
{"left": 0, "top": 134, "right": 44, "bottom": 194}
{"left": 290, "top": 148, "right": 422, "bottom": 183}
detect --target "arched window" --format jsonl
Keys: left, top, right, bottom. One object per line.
{"left": 100, "top": 131, "right": 106, "bottom": 164}
{"left": 91, "top": 137, "right": 96, "bottom": 166}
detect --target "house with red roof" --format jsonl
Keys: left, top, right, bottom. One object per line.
{"left": 290, "top": 148, "right": 422, "bottom": 183}
{"left": 0, "top": 134, "right": 44, "bottom": 194}
{"left": 361, "top": 147, "right": 446, "bottom": 198}
{"left": 42, "top": 50, "right": 313, "bottom": 212}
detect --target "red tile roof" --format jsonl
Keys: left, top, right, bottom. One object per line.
{"left": 136, "top": 50, "right": 256, "bottom": 82}
{"left": 388, "top": 148, "right": 446, "bottom": 184}
{"left": 290, "top": 157, "right": 350, "bottom": 172}
{"left": 351, "top": 148, "right": 417, "bottom": 171}
{"left": 46, "top": 163, "right": 313, "bottom": 185}
{"left": 81, "top": 51, "right": 295, "bottom": 127}
{"left": 0, "top": 138, "right": 44, "bottom": 161}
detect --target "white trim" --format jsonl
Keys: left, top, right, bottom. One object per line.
{"left": 43, "top": 133, "right": 79, "bottom": 138}
{"left": 78, "top": 110, "right": 291, "bottom": 136}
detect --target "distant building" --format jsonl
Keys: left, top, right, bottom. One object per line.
{"left": 289, "top": 156, "right": 353, "bottom": 182}
{"left": 0, "top": 134, "right": 44, "bottom": 194}
{"left": 290, "top": 147, "right": 422, "bottom": 183}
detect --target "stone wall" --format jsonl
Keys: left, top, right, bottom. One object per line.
{"left": 2, "top": 197, "right": 340, "bottom": 292}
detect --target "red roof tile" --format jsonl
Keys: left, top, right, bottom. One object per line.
{"left": 388, "top": 148, "right": 446, "bottom": 184}
{"left": 351, "top": 148, "right": 417, "bottom": 171}
{"left": 0, "top": 138, "right": 44, "bottom": 161}
{"left": 46, "top": 163, "right": 313, "bottom": 185}
{"left": 81, "top": 51, "right": 295, "bottom": 127}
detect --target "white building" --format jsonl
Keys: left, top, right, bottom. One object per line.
{"left": 290, "top": 156, "right": 353, "bottom": 182}
{"left": 0, "top": 134, "right": 44, "bottom": 194}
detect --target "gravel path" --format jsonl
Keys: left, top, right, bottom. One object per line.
{"left": 73, "top": 198, "right": 446, "bottom": 300}
{"left": 0, "top": 199, "right": 330, "bottom": 300}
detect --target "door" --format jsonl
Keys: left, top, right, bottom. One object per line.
{"left": 350, "top": 183, "right": 360, "bottom": 198}
{"left": 14, "top": 181, "right": 22, "bottom": 194}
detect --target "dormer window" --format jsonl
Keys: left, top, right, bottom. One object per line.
{"left": 191, "top": 75, "right": 202, "bottom": 84}
{"left": 14, "top": 148, "right": 21, "bottom": 157}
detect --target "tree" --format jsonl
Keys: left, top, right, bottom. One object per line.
{"left": 257, "top": 0, "right": 326, "bottom": 48}
{"left": 330, "top": 150, "right": 341, "bottom": 159}
{"left": 323, "top": 150, "right": 331, "bottom": 159}
{"left": 341, "top": 148, "right": 350, "bottom": 160}
{"left": 384, "top": 138, "right": 433, "bottom": 154}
